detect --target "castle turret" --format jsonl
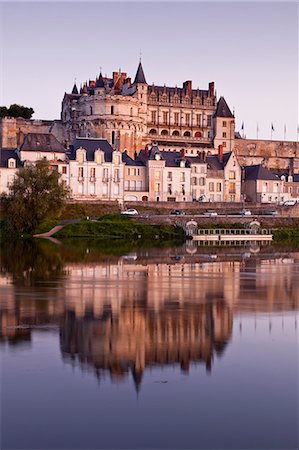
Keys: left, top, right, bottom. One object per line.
{"left": 71, "top": 83, "right": 79, "bottom": 95}
{"left": 213, "top": 96, "right": 235, "bottom": 152}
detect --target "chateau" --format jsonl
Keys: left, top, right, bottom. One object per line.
{"left": 61, "top": 61, "right": 235, "bottom": 158}
{"left": 1, "top": 60, "right": 298, "bottom": 203}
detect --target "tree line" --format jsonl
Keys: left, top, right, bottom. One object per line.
{"left": 0, "top": 104, "right": 34, "bottom": 119}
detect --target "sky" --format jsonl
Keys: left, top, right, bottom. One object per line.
{"left": 0, "top": 1, "right": 298, "bottom": 141}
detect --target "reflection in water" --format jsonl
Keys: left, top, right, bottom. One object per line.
{"left": 60, "top": 301, "right": 232, "bottom": 391}
{"left": 1, "top": 239, "right": 299, "bottom": 383}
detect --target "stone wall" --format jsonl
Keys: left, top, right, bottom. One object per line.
{"left": 0, "top": 117, "right": 67, "bottom": 149}
{"left": 234, "top": 138, "right": 299, "bottom": 171}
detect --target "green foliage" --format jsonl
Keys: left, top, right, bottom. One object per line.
{"left": 55, "top": 215, "right": 185, "bottom": 241}
{"left": 273, "top": 227, "right": 299, "bottom": 242}
{"left": 1, "top": 159, "right": 68, "bottom": 235}
{"left": 0, "top": 104, "right": 34, "bottom": 119}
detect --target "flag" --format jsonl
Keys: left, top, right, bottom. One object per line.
{"left": 271, "top": 123, "right": 275, "bottom": 131}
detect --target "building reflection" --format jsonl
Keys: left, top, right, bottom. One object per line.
{"left": 1, "top": 240, "right": 298, "bottom": 388}
{"left": 60, "top": 300, "right": 232, "bottom": 390}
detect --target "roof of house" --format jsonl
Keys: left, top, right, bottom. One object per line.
{"left": 134, "top": 61, "right": 147, "bottom": 84}
{"left": 214, "top": 96, "right": 234, "bottom": 118}
{"left": 122, "top": 151, "right": 144, "bottom": 166}
{"left": 20, "top": 133, "right": 66, "bottom": 153}
{"left": 206, "top": 152, "right": 232, "bottom": 170}
{"left": 69, "top": 137, "right": 115, "bottom": 162}
{"left": 244, "top": 164, "right": 280, "bottom": 181}
{"left": 0, "top": 149, "right": 22, "bottom": 168}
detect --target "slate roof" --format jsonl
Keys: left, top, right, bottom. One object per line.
{"left": 244, "top": 164, "right": 280, "bottom": 181}
{"left": 95, "top": 73, "right": 105, "bottom": 88}
{"left": 148, "top": 85, "right": 209, "bottom": 101}
{"left": 71, "top": 83, "right": 79, "bottom": 95}
{"left": 20, "top": 133, "right": 66, "bottom": 153}
{"left": 69, "top": 138, "right": 115, "bottom": 162}
{"left": 0, "top": 149, "right": 22, "bottom": 168}
{"left": 207, "top": 152, "right": 232, "bottom": 170}
{"left": 214, "top": 96, "right": 234, "bottom": 118}
{"left": 134, "top": 61, "right": 147, "bottom": 84}
{"left": 122, "top": 151, "right": 144, "bottom": 166}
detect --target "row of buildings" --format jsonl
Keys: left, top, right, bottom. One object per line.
{"left": 0, "top": 131, "right": 298, "bottom": 204}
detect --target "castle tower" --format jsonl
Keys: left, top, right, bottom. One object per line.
{"left": 213, "top": 96, "right": 235, "bottom": 152}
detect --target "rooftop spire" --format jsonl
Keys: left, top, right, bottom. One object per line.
{"left": 134, "top": 61, "right": 147, "bottom": 84}
{"left": 71, "top": 82, "right": 79, "bottom": 95}
{"left": 95, "top": 72, "right": 104, "bottom": 88}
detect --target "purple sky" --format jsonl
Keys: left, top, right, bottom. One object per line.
{"left": 1, "top": 1, "right": 298, "bottom": 141}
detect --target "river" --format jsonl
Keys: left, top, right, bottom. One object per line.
{"left": 1, "top": 239, "right": 298, "bottom": 449}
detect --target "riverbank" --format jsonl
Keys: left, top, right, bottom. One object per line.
{"left": 53, "top": 214, "right": 185, "bottom": 241}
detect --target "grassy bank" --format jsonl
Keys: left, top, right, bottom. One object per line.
{"left": 272, "top": 227, "right": 299, "bottom": 243}
{"left": 55, "top": 214, "right": 185, "bottom": 241}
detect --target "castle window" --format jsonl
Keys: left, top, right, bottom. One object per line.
{"left": 183, "top": 131, "right": 191, "bottom": 137}
{"left": 207, "top": 115, "right": 212, "bottom": 127}
{"left": 173, "top": 95, "right": 179, "bottom": 104}
{"left": 223, "top": 141, "right": 227, "bottom": 147}
{"left": 130, "top": 107, "right": 133, "bottom": 117}
{"left": 196, "top": 114, "right": 201, "bottom": 127}
{"left": 229, "top": 171, "right": 236, "bottom": 180}
{"left": 223, "top": 121, "right": 227, "bottom": 127}
{"left": 163, "top": 111, "right": 168, "bottom": 124}
{"left": 111, "top": 106, "right": 114, "bottom": 115}
{"left": 149, "top": 128, "right": 157, "bottom": 135}
{"left": 78, "top": 167, "right": 84, "bottom": 178}
{"left": 151, "top": 111, "right": 157, "bottom": 123}
{"left": 185, "top": 113, "right": 190, "bottom": 126}
{"left": 161, "top": 129, "right": 168, "bottom": 136}
{"left": 90, "top": 106, "right": 93, "bottom": 115}
{"left": 8, "top": 159, "right": 16, "bottom": 168}
{"left": 223, "top": 132, "right": 227, "bottom": 138}
{"left": 62, "top": 166, "right": 67, "bottom": 174}
{"left": 112, "top": 131, "right": 115, "bottom": 145}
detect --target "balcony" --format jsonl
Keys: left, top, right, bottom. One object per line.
{"left": 147, "top": 133, "right": 211, "bottom": 144}
{"left": 78, "top": 176, "right": 84, "bottom": 182}
{"left": 89, "top": 177, "right": 96, "bottom": 182}
{"left": 102, "top": 177, "right": 109, "bottom": 182}
{"left": 125, "top": 186, "right": 148, "bottom": 192}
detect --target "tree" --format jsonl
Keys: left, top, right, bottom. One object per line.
{"left": 1, "top": 159, "right": 68, "bottom": 234}
{"left": 0, "top": 104, "right": 34, "bottom": 119}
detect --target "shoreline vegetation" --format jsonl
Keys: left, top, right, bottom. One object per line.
{"left": 1, "top": 212, "right": 298, "bottom": 244}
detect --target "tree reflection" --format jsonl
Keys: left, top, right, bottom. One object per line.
{"left": 0, "top": 239, "right": 66, "bottom": 286}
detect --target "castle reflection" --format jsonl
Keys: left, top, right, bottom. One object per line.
{"left": 1, "top": 240, "right": 298, "bottom": 387}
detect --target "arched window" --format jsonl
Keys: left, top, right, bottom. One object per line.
{"left": 183, "top": 131, "right": 191, "bottom": 137}
{"left": 172, "top": 130, "right": 180, "bottom": 136}
{"left": 194, "top": 131, "right": 202, "bottom": 138}
{"left": 149, "top": 129, "right": 157, "bottom": 135}
{"left": 161, "top": 129, "right": 168, "bottom": 136}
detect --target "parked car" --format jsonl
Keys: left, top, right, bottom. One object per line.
{"left": 283, "top": 200, "right": 296, "bottom": 206}
{"left": 170, "top": 209, "right": 185, "bottom": 216}
{"left": 121, "top": 209, "right": 139, "bottom": 216}
{"left": 238, "top": 209, "right": 252, "bottom": 216}
{"left": 265, "top": 210, "right": 278, "bottom": 216}
{"left": 204, "top": 210, "right": 218, "bottom": 217}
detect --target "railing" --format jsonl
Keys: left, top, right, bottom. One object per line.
{"left": 89, "top": 176, "right": 96, "bottom": 182}
{"left": 125, "top": 187, "right": 148, "bottom": 192}
{"left": 148, "top": 134, "right": 210, "bottom": 143}
{"left": 102, "top": 177, "right": 109, "bottom": 182}
{"left": 196, "top": 228, "right": 273, "bottom": 236}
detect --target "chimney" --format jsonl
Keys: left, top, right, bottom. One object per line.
{"left": 183, "top": 80, "right": 192, "bottom": 95}
{"left": 180, "top": 148, "right": 185, "bottom": 160}
{"left": 218, "top": 144, "right": 223, "bottom": 162}
{"left": 208, "top": 82, "right": 215, "bottom": 97}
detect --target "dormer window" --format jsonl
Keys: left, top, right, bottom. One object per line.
{"left": 76, "top": 148, "right": 86, "bottom": 163}
{"left": 155, "top": 154, "right": 161, "bottom": 161}
{"left": 8, "top": 158, "right": 16, "bottom": 168}
{"left": 180, "top": 160, "right": 185, "bottom": 168}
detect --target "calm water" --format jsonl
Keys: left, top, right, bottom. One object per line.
{"left": 1, "top": 239, "right": 298, "bottom": 450}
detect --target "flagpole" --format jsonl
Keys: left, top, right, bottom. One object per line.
{"left": 284, "top": 125, "right": 286, "bottom": 141}
{"left": 256, "top": 123, "right": 259, "bottom": 140}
